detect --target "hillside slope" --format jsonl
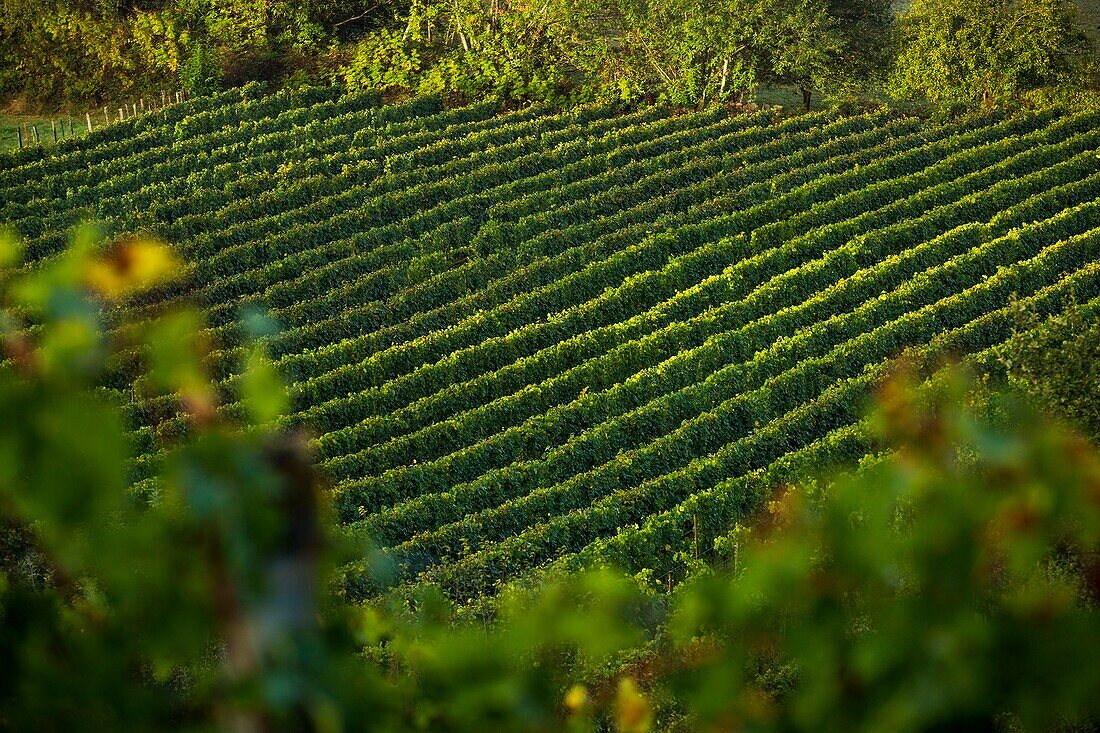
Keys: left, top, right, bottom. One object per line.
{"left": 5, "top": 91, "right": 1100, "bottom": 604}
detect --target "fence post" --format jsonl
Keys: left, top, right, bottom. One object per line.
{"left": 139, "top": 98, "right": 145, "bottom": 113}
{"left": 693, "top": 512, "right": 699, "bottom": 561}
{"left": 51, "top": 120, "right": 57, "bottom": 143}
{"left": 86, "top": 112, "right": 93, "bottom": 133}
{"left": 118, "top": 108, "right": 124, "bottom": 122}
{"left": 16, "top": 126, "right": 22, "bottom": 149}
{"left": 31, "top": 125, "right": 39, "bottom": 143}
{"left": 103, "top": 106, "right": 109, "bottom": 124}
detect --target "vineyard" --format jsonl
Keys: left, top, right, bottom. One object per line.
{"left": 5, "top": 88, "right": 1100, "bottom": 606}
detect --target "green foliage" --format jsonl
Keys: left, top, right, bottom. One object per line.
{"left": 340, "top": 0, "right": 573, "bottom": 103}
{"left": 0, "top": 0, "right": 379, "bottom": 105}
{"left": 4, "top": 231, "right": 1100, "bottom": 729}
{"left": 891, "top": 0, "right": 1094, "bottom": 108}
{"left": 825, "top": 0, "right": 895, "bottom": 85}
{"left": 665, "top": 368, "right": 1100, "bottom": 731}
{"left": 7, "top": 87, "right": 1100, "bottom": 619}
{"left": 1, "top": 0, "right": 1095, "bottom": 112}
{"left": 1000, "top": 296, "right": 1100, "bottom": 441}
{"left": 553, "top": 0, "right": 888, "bottom": 106}
{"left": 181, "top": 41, "right": 224, "bottom": 96}
{"left": 0, "top": 0, "right": 184, "bottom": 104}
{"left": 0, "top": 227, "right": 646, "bottom": 731}
{"left": 342, "top": 28, "right": 424, "bottom": 95}
{"left": 339, "top": 0, "right": 889, "bottom": 106}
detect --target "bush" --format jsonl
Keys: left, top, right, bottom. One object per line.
{"left": 180, "top": 41, "right": 223, "bottom": 97}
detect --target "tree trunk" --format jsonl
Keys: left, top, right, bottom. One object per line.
{"left": 801, "top": 86, "right": 812, "bottom": 111}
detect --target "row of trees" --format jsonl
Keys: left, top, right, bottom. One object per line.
{"left": 0, "top": 0, "right": 383, "bottom": 104}
{"left": 341, "top": 0, "right": 894, "bottom": 107}
{"left": 0, "top": 0, "right": 1094, "bottom": 110}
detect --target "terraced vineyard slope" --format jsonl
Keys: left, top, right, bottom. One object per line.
{"left": 5, "top": 90, "right": 1100, "bottom": 605}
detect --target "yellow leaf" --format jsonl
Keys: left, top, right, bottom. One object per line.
{"left": 84, "top": 236, "right": 181, "bottom": 299}
{"left": 614, "top": 678, "right": 652, "bottom": 733}
{"left": 564, "top": 684, "right": 589, "bottom": 715}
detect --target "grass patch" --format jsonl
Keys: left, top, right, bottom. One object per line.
{"left": 1, "top": 114, "right": 90, "bottom": 150}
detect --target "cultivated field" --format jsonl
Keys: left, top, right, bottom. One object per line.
{"left": 4, "top": 88, "right": 1100, "bottom": 604}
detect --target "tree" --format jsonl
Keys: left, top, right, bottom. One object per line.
{"left": 342, "top": 0, "right": 573, "bottom": 103}
{"left": 827, "top": 0, "right": 894, "bottom": 82}
{"left": 768, "top": 0, "right": 844, "bottom": 110}
{"left": 547, "top": 0, "right": 847, "bottom": 107}
{"left": 891, "top": 0, "right": 1092, "bottom": 107}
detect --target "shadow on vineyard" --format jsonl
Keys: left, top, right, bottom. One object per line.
{"left": 2, "top": 228, "right": 1100, "bottom": 730}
